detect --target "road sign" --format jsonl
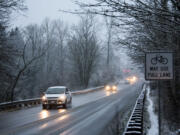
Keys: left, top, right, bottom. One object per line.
{"left": 145, "top": 52, "right": 173, "bottom": 80}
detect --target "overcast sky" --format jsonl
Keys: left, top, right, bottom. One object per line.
{"left": 11, "top": 0, "right": 133, "bottom": 68}
{"left": 12, "top": 0, "right": 82, "bottom": 27}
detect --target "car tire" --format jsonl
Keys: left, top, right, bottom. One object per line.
{"left": 69, "top": 98, "right": 72, "bottom": 108}
{"left": 42, "top": 104, "right": 47, "bottom": 109}
{"left": 63, "top": 103, "right": 67, "bottom": 108}
{"left": 63, "top": 100, "right": 67, "bottom": 108}
{"left": 48, "top": 105, "right": 52, "bottom": 109}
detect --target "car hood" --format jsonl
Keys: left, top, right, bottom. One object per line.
{"left": 45, "top": 94, "right": 64, "bottom": 98}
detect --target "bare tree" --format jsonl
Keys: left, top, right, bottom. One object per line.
{"left": 68, "top": 14, "right": 100, "bottom": 88}
{"left": 104, "top": 16, "right": 114, "bottom": 66}
{"left": 0, "top": 0, "right": 26, "bottom": 102}
{"left": 52, "top": 20, "right": 68, "bottom": 85}
{"left": 75, "top": 0, "right": 180, "bottom": 51}
{"left": 40, "top": 19, "right": 56, "bottom": 84}
{"left": 0, "top": 0, "right": 26, "bottom": 25}
{"left": 9, "top": 25, "right": 49, "bottom": 101}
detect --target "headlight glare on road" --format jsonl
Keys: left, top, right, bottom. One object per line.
{"left": 42, "top": 96, "right": 47, "bottom": 101}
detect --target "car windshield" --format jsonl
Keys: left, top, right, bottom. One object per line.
{"left": 46, "top": 87, "right": 65, "bottom": 94}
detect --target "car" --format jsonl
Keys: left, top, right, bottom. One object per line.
{"left": 105, "top": 84, "right": 117, "bottom": 91}
{"left": 125, "top": 76, "right": 138, "bottom": 84}
{"left": 42, "top": 86, "right": 72, "bottom": 109}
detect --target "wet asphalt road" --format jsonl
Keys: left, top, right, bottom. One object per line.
{"left": 0, "top": 82, "right": 143, "bottom": 135}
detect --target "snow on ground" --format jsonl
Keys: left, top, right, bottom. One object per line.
{"left": 147, "top": 85, "right": 158, "bottom": 135}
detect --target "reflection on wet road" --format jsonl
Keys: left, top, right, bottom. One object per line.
{"left": 0, "top": 85, "right": 123, "bottom": 132}
{"left": 40, "top": 110, "right": 50, "bottom": 119}
{"left": 0, "top": 83, "right": 142, "bottom": 135}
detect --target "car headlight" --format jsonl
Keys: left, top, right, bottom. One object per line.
{"left": 112, "top": 85, "right": 117, "bottom": 90}
{"left": 59, "top": 95, "right": 66, "bottom": 101}
{"left": 105, "top": 85, "right": 110, "bottom": 90}
{"left": 42, "top": 96, "right": 47, "bottom": 101}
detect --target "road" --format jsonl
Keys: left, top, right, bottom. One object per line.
{"left": 0, "top": 82, "right": 143, "bottom": 135}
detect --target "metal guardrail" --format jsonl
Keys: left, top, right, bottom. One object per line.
{"left": 71, "top": 86, "right": 104, "bottom": 95}
{"left": 123, "top": 83, "right": 147, "bottom": 135}
{"left": 0, "top": 86, "right": 104, "bottom": 111}
{"left": 0, "top": 98, "right": 41, "bottom": 111}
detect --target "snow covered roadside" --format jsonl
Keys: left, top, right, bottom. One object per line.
{"left": 147, "top": 85, "right": 158, "bottom": 135}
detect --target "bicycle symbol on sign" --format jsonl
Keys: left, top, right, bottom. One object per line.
{"left": 151, "top": 54, "right": 168, "bottom": 65}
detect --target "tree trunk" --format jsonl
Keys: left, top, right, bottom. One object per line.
{"left": 10, "top": 67, "right": 26, "bottom": 101}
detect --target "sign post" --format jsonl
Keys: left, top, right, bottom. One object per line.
{"left": 145, "top": 52, "right": 173, "bottom": 135}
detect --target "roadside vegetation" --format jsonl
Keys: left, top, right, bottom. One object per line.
{"left": 0, "top": 1, "right": 128, "bottom": 102}
{"left": 75, "top": 0, "right": 180, "bottom": 134}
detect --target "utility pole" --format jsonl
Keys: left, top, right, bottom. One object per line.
{"left": 105, "top": 16, "right": 113, "bottom": 66}
{"left": 107, "top": 33, "right": 110, "bottom": 66}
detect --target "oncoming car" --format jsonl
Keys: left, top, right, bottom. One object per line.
{"left": 105, "top": 85, "right": 117, "bottom": 91}
{"left": 42, "top": 86, "right": 72, "bottom": 109}
{"left": 126, "top": 76, "right": 138, "bottom": 84}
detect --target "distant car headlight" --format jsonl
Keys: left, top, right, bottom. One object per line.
{"left": 42, "top": 96, "right": 47, "bottom": 101}
{"left": 112, "top": 85, "right": 117, "bottom": 90}
{"left": 59, "top": 95, "right": 66, "bottom": 101}
{"left": 105, "top": 85, "right": 111, "bottom": 90}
